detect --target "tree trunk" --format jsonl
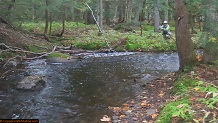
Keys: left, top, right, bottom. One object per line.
{"left": 133, "top": 0, "right": 141, "bottom": 23}
{"left": 202, "top": 0, "right": 218, "bottom": 39}
{"left": 32, "top": 5, "right": 36, "bottom": 21}
{"left": 98, "top": 0, "right": 103, "bottom": 31}
{"left": 44, "top": 0, "right": 49, "bottom": 35}
{"left": 105, "top": 0, "right": 110, "bottom": 25}
{"left": 49, "top": 13, "right": 52, "bottom": 35}
{"left": 164, "top": 0, "right": 168, "bottom": 21}
{"left": 124, "top": 0, "right": 132, "bottom": 23}
{"left": 154, "top": 0, "right": 160, "bottom": 32}
{"left": 175, "top": 0, "right": 196, "bottom": 70}
{"left": 59, "top": 7, "right": 66, "bottom": 37}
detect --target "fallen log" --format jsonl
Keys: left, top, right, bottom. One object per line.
{"left": 0, "top": 43, "right": 46, "bottom": 55}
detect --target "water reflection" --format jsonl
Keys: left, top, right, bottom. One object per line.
{"left": 0, "top": 52, "right": 179, "bottom": 123}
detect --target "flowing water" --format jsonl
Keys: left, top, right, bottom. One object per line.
{"left": 0, "top": 52, "right": 179, "bottom": 123}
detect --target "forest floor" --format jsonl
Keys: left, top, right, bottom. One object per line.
{"left": 106, "top": 64, "right": 218, "bottom": 123}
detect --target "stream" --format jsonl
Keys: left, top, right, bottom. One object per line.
{"left": 0, "top": 52, "right": 179, "bottom": 123}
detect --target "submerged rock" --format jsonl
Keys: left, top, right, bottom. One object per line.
{"left": 16, "top": 75, "right": 45, "bottom": 91}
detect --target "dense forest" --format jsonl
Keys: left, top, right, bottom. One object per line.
{"left": 0, "top": 0, "right": 218, "bottom": 123}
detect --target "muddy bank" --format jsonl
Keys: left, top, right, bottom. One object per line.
{"left": 108, "top": 73, "right": 176, "bottom": 123}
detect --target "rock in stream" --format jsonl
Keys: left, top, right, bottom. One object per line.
{"left": 16, "top": 75, "right": 45, "bottom": 91}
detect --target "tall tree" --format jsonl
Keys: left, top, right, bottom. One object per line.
{"left": 175, "top": 0, "right": 196, "bottom": 70}
{"left": 104, "top": 0, "right": 110, "bottom": 25}
{"left": 164, "top": 0, "right": 168, "bottom": 21}
{"left": 97, "top": 0, "right": 103, "bottom": 31}
{"left": 133, "top": 0, "right": 142, "bottom": 23}
{"left": 203, "top": 0, "right": 218, "bottom": 39}
{"left": 44, "top": 0, "right": 49, "bottom": 35}
{"left": 154, "top": 0, "right": 160, "bottom": 32}
{"left": 124, "top": 0, "right": 133, "bottom": 22}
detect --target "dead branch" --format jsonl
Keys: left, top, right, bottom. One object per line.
{"left": 0, "top": 43, "right": 46, "bottom": 55}
{"left": 0, "top": 69, "right": 26, "bottom": 79}
{"left": 2, "top": 55, "right": 21, "bottom": 68}
{"left": 23, "top": 46, "right": 58, "bottom": 60}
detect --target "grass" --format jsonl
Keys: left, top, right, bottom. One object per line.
{"left": 17, "top": 21, "right": 212, "bottom": 52}
{"left": 19, "top": 21, "right": 178, "bottom": 52}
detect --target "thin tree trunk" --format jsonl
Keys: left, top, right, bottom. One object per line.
{"left": 124, "top": 0, "right": 132, "bottom": 23}
{"left": 113, "top": 0, "right": 118, "bottom": 21}
{"left": 154, "top": 0, "right": 160, "bottom": 32}
{"left": 7, "top": 0, "right": 16, "bottom": 20}
{"left": 49, "top": 13, "right": 52, "bottom": 35}
{"left": 59, "top": 7, "right": 66, "bottom": 37}
{"left": 44, "top": 0, "right": 49, "bottom": 35}
{"left": 133, "top": 0, "right": 141, "bottom": 23}
{"left": 98, "top": 0, "right": 103, "bottom": 31}
{"left": 164, "top": 0, "right": 168, "bottom": 21}
{"left": 175, "top": 0, "right": 196, "bottom": 70}
{"left": 105, "top": 0, "right": 110, "bottom": 25}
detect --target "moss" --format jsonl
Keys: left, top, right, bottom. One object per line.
{"left": 25, "top": 45, "right": 43, "bottom": 53}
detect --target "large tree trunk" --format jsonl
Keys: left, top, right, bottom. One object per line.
{"left": 154, "top": 0, "right": 160, "bottom": 32}
{"left": 175, "top": 0, "right": 196, "bottom": 70}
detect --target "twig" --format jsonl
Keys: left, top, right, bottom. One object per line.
{"left": 0, "top": 69, "right": 26, "bottom": 79}
{"left": 23, "top": 46, "right": 58, "bottom": 60}
{"left": 2, "top": 55, "right": 21, "bottom": 68}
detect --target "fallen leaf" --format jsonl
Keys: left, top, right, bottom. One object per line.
{"left": 119, "top": 114, "right": 125, "bottom": 118}
{"left": 158, "top": 91, "right": 165, "bottom": 98}
{"left": 151, "top": 113, "right": 158, "bottom": 119}
{"left": 141, "top": 102, "right": 147, "bottom": 106}
{"left": 122, "top": 103, "right": 130, "bottom": 111}
{"left": 198, "top": 117, "right": 203, "bottom": 122}
{"left": 122, "top": 103, "right": 129, "bottom": 107}
{"left": 193, "top": 87, "right": 200, "bottom": 91}
{"left": 100, "top": 115, "right": 111, "bottom": 122}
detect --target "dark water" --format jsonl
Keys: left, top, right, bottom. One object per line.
{"left": 0, "top": 52, "right": 179, "bottom": 123}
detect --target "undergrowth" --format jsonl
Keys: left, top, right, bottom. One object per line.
{"left": 156, "top": 72, "right": 218, "bottom": 123}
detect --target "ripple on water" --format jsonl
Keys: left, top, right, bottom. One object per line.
{"left": 0, "top": 52, "right": 179, "bottom": 122}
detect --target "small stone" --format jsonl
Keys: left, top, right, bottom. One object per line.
{"left": 146, "top": 109, "right": 156, "bottom": 115}
{"left": 112, "top": 116, "right": 119, "bottom": 120}
{"left": 132, "top": 117, "right": 138, "bottom": 121}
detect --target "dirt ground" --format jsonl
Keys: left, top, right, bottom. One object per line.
{"left": 106, "top": 64, "right": 218, "bottom": 123}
